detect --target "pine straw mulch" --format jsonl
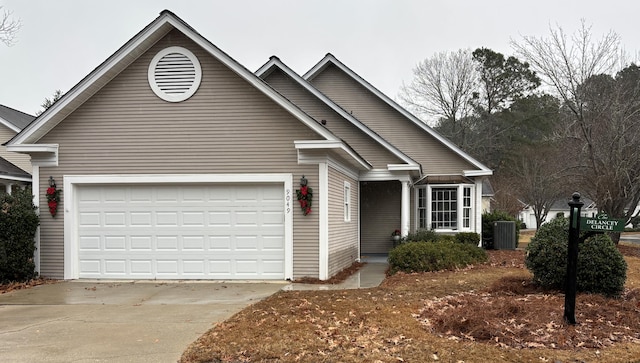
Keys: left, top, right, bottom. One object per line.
{"left": 181, "top": 246, "right": 640, "bottom": 363}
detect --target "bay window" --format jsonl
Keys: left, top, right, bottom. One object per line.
{"left": 416, "top": 184, "right": 474, "bottom": 231}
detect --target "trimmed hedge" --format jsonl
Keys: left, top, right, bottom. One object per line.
{"left": 0, "top": 189, "right": 39, "bottom": 283}
{"left": 403, "top": 229, "right": 480, "bottom": 246}
{"left": 388, "top": 241, "right": 487, "bottom": 274}
{"left": 525, "top": 217, "right": 627, "bottom": 297}
{"left": 454, "top": 232, "right": 481, "bottom": 246}
{"left": 404, "top": 228, "right": 439, "bottom": 243}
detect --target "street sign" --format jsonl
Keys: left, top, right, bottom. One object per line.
{"left": 580, "top": 213, "right": 625, "bottom": 232}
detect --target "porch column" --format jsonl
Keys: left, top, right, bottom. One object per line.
{"left": 5, "top": 183, "right": 12, "bottom": 194}
{"left": 401, "top": 180, "right": 410, "bottom": 236}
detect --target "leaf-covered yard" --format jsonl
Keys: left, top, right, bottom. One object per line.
{"left": 181, "top": 245, "right": 640, "bottom": 363}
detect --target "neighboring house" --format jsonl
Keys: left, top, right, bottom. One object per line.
{"left": 519, "top": 198, "right": 598, "bottom": 229}
{"left": 0, "top": 104, "right": 34, "bottom": 193}
{"left": 481, "top": 178, "right": 495, "bottom": 213}
{"left": 6, "top": 10, "right": 492, "bottom": 281}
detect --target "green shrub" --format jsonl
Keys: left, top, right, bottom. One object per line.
{"left": 577, "top": 234, "right": 627, "bottom": 296}
{"left": 454, "top": 232, "right": 480, "bottom": 246}
{"left": 482, "top": 210, "right": 520, "bottom": 249}
{"left": 404, "top": 228, "right": 439, "bottom": 243}
{"left": 0, "top": 188, "right": 39, "bottom": 283}
{"left": 525, "top": 217, "right": 627, "bottom": 297}
{"left": 388, "top": 241, "right": 487, "bottom": 274}
{"left": 438, "top": 234, "right": 456, "bottom": 243}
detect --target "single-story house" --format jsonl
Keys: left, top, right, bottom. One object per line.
{"left": 519, "top": 198, "right": 598, "bottom": 229}
{"left": 6, "top": 10, "right": 491, "bottom": 281}
{"left": 0, "top": 104, "right": 34, "bottom": 193}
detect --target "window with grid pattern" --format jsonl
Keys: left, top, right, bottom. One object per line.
{"left": 431, "top": 187, "right": 457, "bottom": 229}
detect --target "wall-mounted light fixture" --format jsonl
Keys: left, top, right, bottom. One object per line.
{"left": 300, "top": 175, "right": 308, "bottom": 187}
{"left": 49, "top": 176, "right": 56, "bottom": 188}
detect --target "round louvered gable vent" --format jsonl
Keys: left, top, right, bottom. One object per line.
{"left": 148, "top": 46, "right": 202, "bottom": 102}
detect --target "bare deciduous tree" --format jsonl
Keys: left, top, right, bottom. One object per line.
{"left": 510, "top": 143, "right": 570, "bottom": 228}
{"left": 0, "top": 6, "right": 21, "bottom": 46}
{"left": 511, "top": 20, "right": 621, "bottom": 123}
{"left": 399, "top": 49, "right": 477, "bottom": 129}
{"left": 513, "top": 22, "right": 640, "bottom": 241}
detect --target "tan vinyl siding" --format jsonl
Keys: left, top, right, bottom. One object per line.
{"left": 37, "top": 173, "right": 64, "bottom": 276}
{"left": 291, "top": 170, "right": 319, "bottom": 279}
{"left": 327, "top": 165, "right": 359, "bottom": 277}
{"left": 360, "top": 181, "right": 400, "bottom": 254}
{"left": 36, "top": 30, "right": 321, "bottom": 279}
{"left": 0, "top": 126, "right": 31, "bottom": 173}
{"left": 264, "top": 70, "right": 404, "bottom": 169}
{"left": 309, "top": 65, "right": 476, "bottom": 175}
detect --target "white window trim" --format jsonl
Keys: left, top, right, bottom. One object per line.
{"left": 415, "top": 184, "right": 475, "bottom": 233}
{"left": 344, "top": 181, "right": 351, "bottom": 222}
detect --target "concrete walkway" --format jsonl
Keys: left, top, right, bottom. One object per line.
{"left": 284, "top": 260, "right": 388, "bottom": 291}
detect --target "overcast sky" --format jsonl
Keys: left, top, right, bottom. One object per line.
{"left": 2, "top": 0, "right": 640, "bottom": 115}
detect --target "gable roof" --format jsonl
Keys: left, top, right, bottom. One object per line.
{"left": 303, "top": 53, "right": 492, "bottom": 177}
{"left": 0, "top": 104, "right": 35, "bottom": 133}
{"left": 6, "top": 10, "right": 340, "bottom": 148}
{"left": 256, "top": 56, "right": 420, "bottom": 173}
{"left": 0, "top": 156, "right": 30, "bottom": 182}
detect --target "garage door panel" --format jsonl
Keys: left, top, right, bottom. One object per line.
{"left": 104, "top": 188, "right": 126, "bottom": 202}
{"left": 157, "top": 260, "right": 179, "bottom": 275}
{"left": 262, "top": 260, "right": 285, "bottom": 274}
{"left": 157, "top": 236, "right": 179, "bottom": 250}
{"left": 79, "top": 212, "right": 101, "bottom": 227}
{"left": 210, "top": 236, "right": 231, "bottom": 250}
{"left": 104, "top": 236, "right": 126, "bottom": 251}
{"left": 157, "top": 212, "right": 178, "bottom": 226}
{"left": 183, "top": 236, "right": 205, "bottom": 250}
{"left": 131, "top": 212, "right": 152, "bottom": 226}
{"left": 104, "top": 212, "right": 126, "bottom": 227}
{"left": 183, "top": 212, "right": 205, "bottom": 226}
{"left": 235, "top": 236, "right": 258, "bottom": 250}
{"left": 105, "top": 260, "right": 126, "bottom": 274}
{"left": 183, "top": 260, "right": 205, "bottom": 274}
{"left": 79, "top": 260, "right": 101, "bottom": 274}
{"left": 77, "top": 183, "right": 285, "bottom": 279}
{"left": 79, "top": 236, "right": 101, "bottom": 250}
{"left": 130, "top": 236, "right": 152, "bottom": 250}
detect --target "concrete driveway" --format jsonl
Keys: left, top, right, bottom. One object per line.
{"left": 0, "top": 281, "right": 285, "bottom": 362}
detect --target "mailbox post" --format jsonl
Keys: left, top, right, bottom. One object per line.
{"left": 564, "top": 192, "right": 583, "bottom": 325}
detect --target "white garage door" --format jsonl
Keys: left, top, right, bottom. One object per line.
{"left": 76, "top": 184, "right": 285, "bottom": 279}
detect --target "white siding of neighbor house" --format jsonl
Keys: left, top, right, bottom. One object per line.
{"left": 308, "top": 64, "right": 477, "bottom": 175}
{"left": 36, "top": 30, "right": 323, "bottom": 279}
{"left": 327, "top": 165, "right": 359, "bottom": 277}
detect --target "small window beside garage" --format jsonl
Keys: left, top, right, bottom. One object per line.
{"left": 148, "top": 46, "right": 202, "bottom": 102}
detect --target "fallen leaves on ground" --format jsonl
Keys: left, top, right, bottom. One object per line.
{"left": 181, "top": 246, "right": 640, "bottom": 363}
{"left": 0, "top": 278, "right": 57, "bottom": 294}
{"left": 419, "top": 281, "right": 640, "bottom": 349}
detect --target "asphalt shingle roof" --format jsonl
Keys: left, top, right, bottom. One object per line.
{"left": 0, "top": 156, "right": 30, "bottom": 179}
{"left": 0, "top": 104, "right": 35, "bottom": 130}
